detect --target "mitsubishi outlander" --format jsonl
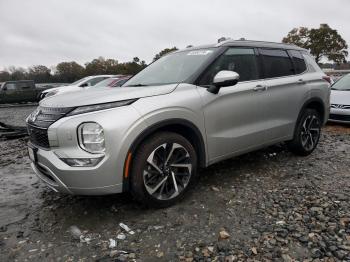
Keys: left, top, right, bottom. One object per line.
{"left": 27, "top": 40, "right": 330, "bottom": 207}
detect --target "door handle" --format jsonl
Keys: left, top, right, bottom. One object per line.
{"left": 253, "top": 85, "right": 267, "bottom": 91}
{"left": 297, "top": 79, "right": 306, "bottom": 85}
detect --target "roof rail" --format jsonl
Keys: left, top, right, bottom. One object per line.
{"left": 216, "top": 39, "right": 301, "bottom": 49}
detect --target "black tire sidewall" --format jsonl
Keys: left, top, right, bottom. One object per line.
{"left": 290, "top": 109, "right": 321, "bottom": 155}
{"left": 130, "top": 132, "right": 198, "bottom": 208}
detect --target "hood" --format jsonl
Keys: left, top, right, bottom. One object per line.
{"left": 330, "top": 90, "right": 350, "bottom": 105}
{"left": 40, "top": 84, "right": 178, "bottom": 108}
{"left": 42, "top": 85, "right": 79, "bottom": 94}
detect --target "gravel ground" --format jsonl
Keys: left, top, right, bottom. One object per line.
{"left": 0, "top": 105, "right": 36, "bottom": 126}
{"left": 0, "top": 106, "right": 349, "bottom": 261}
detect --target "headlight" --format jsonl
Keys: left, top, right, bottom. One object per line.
{"left": 67, "top": 99, "right": 137, "bottom": 116}
{"left": 78, "top": 122, "right": 105, "bottom": 153}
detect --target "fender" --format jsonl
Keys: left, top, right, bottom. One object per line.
{"left": 122, "top": 118, "right": 207, "bottom": 191}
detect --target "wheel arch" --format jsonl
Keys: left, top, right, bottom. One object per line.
{"left": 122, "top": 118, "right": 207, "bottom": 190}
{"left": 299, "top": 97, "right": 327, "bottom": 124}
{"left": 293, "top": 98, "right": 327, "bottom": 139}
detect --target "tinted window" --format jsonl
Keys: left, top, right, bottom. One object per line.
{"left": 260, "top": 49, "right": 294, "bottom": 78}
{"left": 289, "top": 50, "right": 307, "bottom": 74}
{"left": 199, "top": 48, "right": 259, "bottom": 85}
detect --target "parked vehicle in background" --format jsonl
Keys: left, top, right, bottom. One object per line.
{"left": 27, "top": 40, "right": 330, "bottom": 207}
{"left": 39, "top": 75, "right": 117, "bottom": 99}
{"left": 0, "top": 80, "right": 51, "bottom": 104}
{"left": 329, "top": 73, "right": 350, "bottom": 123}
{"left": 92, "top": 75, "right": 132, "bottom": 88}
{"left": 112, "top": 76, "right": 132, "bottom": 87}
{"left": 36, "top": 83, "right": 68, "bottom": 89}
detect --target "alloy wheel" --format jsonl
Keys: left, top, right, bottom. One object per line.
{"left": 300, "top": 115, "right": 320, "bottom": 151}
{"left": 143, "top": 142, "right": 192, "bottom": 200}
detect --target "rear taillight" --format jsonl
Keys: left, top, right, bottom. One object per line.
{"left": 323, "top": 76, "right": 332, "bottom": 84}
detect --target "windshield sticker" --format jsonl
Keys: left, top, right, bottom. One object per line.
{"left": 187, "top": 50, "right": 213, "bottom": 56}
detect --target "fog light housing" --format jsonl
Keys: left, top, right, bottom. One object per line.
{"left": 78, "top": 122, "right": 105, "bottom": 153}
{"left": 60, "top": 157, "right": 103, "bottom": 167}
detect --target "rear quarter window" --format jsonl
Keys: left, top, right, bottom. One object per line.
{"left": 302, "top": 53, "right": 323, "bottom": 73}
{"left": 289, "top": 50, "right": 307, "bottom": 74}
{"left": 260, "top": 49, "right": 294, "bottom": 78}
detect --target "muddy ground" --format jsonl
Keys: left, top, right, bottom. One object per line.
{"left": 0, "top": 106, "right": 350, "bottom": 261}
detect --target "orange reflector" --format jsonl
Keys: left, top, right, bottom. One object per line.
{"left": 124, "top": 152, "right": 132, "bottom": 178}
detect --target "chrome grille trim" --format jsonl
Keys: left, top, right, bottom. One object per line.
{"left": 331, "top": 104, "right": 350, "bottom": 109}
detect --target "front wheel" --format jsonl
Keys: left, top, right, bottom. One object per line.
{"left": 130, "top": 132, "right": 198, "bottom": 207}
{"left": 287, "top": 109, "right": 322, "bottom": 156}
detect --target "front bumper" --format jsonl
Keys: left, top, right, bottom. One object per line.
{"left": 27, "top": 105, "right": 147, "bottom": 195}
{"left": 328, "top": 108, "right": 350, "bottom": 123}
{"left": 29, "top": 144, "right": 123, "bottom": 195}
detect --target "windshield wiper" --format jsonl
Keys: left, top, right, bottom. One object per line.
{"left": 125, "top": 84, "right": 149, "bottom": 87}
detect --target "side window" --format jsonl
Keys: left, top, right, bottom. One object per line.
{"left": 18, "top": 82, "right": 31, "bottom": 89}
{"left": 86, "top": 77, "right": 108, "bottom": 86}
{"left": 4, "top": 83, "right": 17, "bottom": 90}
{"left": 289, "top": 50, "right": 307, "bottom": 74}
{"left": 260, "top": 49, "right": 294, "bottom": 78}
{"left": 199, "top": 48, "right": 259, "bottom": 85}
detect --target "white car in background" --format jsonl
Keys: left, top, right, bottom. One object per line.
{"left": 39, "top": 75, "right": 117, "bottom": 99}
{"left": 329, "top": 73, "right": 350, "bottom": 123}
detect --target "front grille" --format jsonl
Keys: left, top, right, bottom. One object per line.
{"left": 27, "top": 124, "right": 50, "bottom": 148}
{"left": 331, "top": 104, "right": 350, "bottom": 110}
{"left": 27, "top": 106, "right": 73, "bottom": 148}
{"left": 329, "top": 114, "right": 350, "bottom": 122}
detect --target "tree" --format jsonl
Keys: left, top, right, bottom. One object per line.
{"left": 85, "top": 57, "right": 119, "bottom": 75}
{"left": 0, "top": 71, "right": 11, "bottom": 82}
{"left": 116, "top": 58, "right": 147, "bottom": 75}
{"left": 27, "top": 65, "right": 51, "bottom": 83}
{"left": 153, "top": 47, "right": 178, "bottom": 61}
{"left": 283, "top": 24, "right": 348, "bottom": 64}
{"left": 54, "top": 62, "right": 84, "bottom": 83}
{"left": 8, "top": 66, "right": 27, "bottom": 81}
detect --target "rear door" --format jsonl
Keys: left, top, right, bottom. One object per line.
{"left": 259, "top": 48, "right": 309, "bottom": 142}
{"left": 197, "top": 47, "right": 268, "bottom": 162}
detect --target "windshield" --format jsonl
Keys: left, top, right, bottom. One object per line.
{"left": 332, "top": 74, "right": 350, "bottom": 91}
{"left": 125, "top": 48, "right": 216, "bottom": 87}
{"left": 71, "top": 77, "right": 89, "bottom": 86}
{"left": 93, "top": 78, "right": 118, "bottom": 87}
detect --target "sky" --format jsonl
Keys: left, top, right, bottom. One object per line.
{"left": 0, "top": 0, "right": 349, "bottom": 70}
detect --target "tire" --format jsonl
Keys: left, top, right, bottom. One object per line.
{"left": 130, "top": 132, "right": 198, "bottom": 208}
{"left": 287, "top": 109, "right": 322, "bottom": 156}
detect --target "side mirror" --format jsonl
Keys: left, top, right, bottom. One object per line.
{"left": 80, "top": 83, "right": 89, "bottom": 87}
{"left": 207, "top": 70, "right": 240, "bottom": 94}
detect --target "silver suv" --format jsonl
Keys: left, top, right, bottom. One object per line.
{"left": 27, "top": 40, "right": 330, "bottom": 207}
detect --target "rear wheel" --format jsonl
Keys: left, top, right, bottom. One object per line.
{"left": 130, "top": 132, "right": 198, "bottom": 207}
{"left": 287, "top": 109, "right": 321, "bottom": 156}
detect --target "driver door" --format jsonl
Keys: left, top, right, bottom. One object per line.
{"left": 196, "top": 47, "right": 268, "bottom": 162}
